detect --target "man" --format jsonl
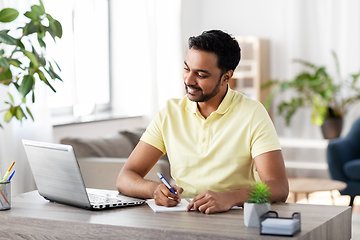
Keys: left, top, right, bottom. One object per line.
{"left": 117, "top": 30, "right": 289, "bottom": 214}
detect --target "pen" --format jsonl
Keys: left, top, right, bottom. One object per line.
{"left": 157, "top": 172, "right": 177, "bottom": 195}
{"left": 7, "top": 171, "right": 15, "bottom": 182}
{"left": 2, "top": 161, "right": 15, "bottom": 182}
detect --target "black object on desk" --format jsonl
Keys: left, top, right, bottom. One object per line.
{"left": 260, "top": 211, "right": 301, "bottom": 237}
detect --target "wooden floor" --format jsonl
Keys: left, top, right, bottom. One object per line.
{"left": 286, "top": 191, "right": 360, "bottom": 240}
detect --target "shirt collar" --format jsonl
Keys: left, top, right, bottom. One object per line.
{"left": 185, "top": 85, "right": 235, "bottom": 115}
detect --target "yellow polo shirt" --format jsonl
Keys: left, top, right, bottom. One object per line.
{"left": 140, "top": 88, "right": 281, "bottom": 197}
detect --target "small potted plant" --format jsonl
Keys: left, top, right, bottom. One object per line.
{"left": 244, "top": 182, "right": 271, "bottom": 228}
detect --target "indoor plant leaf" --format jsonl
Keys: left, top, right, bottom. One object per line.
{"left": 19, "top": 75, "right": 35, "bottom": 98}
{"left": 4, "top": 110, "right": 13, "bottom": 122}
{"left": 0, "top": 30, "right": 18, "bottom": 45}
{"left": 0, "top": 8, "right": 19, "bottom": 23}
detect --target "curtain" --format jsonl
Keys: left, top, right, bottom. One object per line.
{"left": 110, "top": 0, "right": 183, "bottom": 122}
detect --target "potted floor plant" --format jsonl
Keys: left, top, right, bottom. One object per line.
{"left": 244, "top": 182, "right": 271, "bottom": 228}
{"left": 0, "top": 0, "right": 62, "bottom": 128}
{"left": 262, "top": 51, "right": 360, "bottom": 139}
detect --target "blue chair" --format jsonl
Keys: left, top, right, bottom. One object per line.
{"left": 327, "top": 117, "right": 360, "bottom": 206}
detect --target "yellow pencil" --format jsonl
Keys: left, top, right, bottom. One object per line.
{"left": 0, "top": 189, "right": 9, "bottom": 204}
{"left": 2, "top": 161, "right": 15, "bottom": 182}
{"left": 7, "top": 161, "right": 15, "bottom": 172}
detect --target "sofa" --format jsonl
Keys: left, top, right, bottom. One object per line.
{"left": 60, "top": 129, "right": 171, "bottom": 191}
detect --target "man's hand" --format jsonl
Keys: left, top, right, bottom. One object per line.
{"left": 154, "top": 184, "right": 183, "bottom": 207}
{"left": 186, "top": 190, "right": 235, "bottom": 214}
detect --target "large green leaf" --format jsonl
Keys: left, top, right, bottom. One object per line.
{"left": 23, "top": 50, "right": 39, "bottom": 68}
{"left": 19, "top": 75, "right": 35, "bottom": 98}
{"left": 0, "top": 8, "right": 19, "bottom": 23}
{"left": 0, "top": 68, "right": 12, "bottom": 83}
{"left": 0, "top": 30, "right": 18, "bottom": 45}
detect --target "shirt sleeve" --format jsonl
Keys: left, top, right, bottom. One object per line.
{"left": 140, "top": 110, "right": 167, "bottom": 154}
{"left": 250, "top": 104, "right": 282, "bottom": 158}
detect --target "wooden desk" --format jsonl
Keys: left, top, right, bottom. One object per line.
{"left": 0, "top": 191, "right": 352, "bottom": 240}
{"left": 289, "top": 178, "right": 347, "bottom": 204}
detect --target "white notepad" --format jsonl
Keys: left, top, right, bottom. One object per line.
{"left": 146, "top": 199, "right": 190, "bottom": 212}
{"left": 146, "top": 199, "right": 243, "bottom": 212}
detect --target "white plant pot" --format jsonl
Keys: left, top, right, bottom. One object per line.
{"left": 243, "top": 202, "right": 271, "bottom": 228}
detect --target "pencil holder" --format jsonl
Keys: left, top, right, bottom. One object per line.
{"left": 0, "top": 181, "right": 11, "bottom": 210}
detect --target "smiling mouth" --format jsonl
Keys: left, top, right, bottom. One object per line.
{"left": 186, "top": 85, "right": 202, "bottom": 95}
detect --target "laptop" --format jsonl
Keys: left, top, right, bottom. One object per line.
{"left": 22, "top": 139, "right": 145, "bottom": 210}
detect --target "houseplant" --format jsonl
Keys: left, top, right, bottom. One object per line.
{"left": 244, "top": 182, "right": 271, "bottom": 227}
{"left": 262, "top": 51, "right": 360, "bottom": 139}
{"left": 0, "top": 0, "right": 62, "bottom": 128}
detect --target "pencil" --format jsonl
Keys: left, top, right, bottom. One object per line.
{"left": 7, "top": 161, "right": 15, "bottom": 172}
{"left": 2, "top": 161, "right": 15, "bottom": 182}
{"left": 0, "top": 189, "right": 9, "bottom": 204}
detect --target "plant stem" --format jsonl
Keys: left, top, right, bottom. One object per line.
{"left": 0, "top": 79, "right": 13, "bottom": 84}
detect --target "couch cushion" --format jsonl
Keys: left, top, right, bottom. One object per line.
{"left": 120, "top": 129, "right": 168, "bottom": 161}
{"left": 60, "top": 133, "right": 134, "bottom": 158}
{"left": 343, "top": 159, "right": 360, "bottom": 180}
{"left": 119, "top": 129, "right": 145, "bottom": 148}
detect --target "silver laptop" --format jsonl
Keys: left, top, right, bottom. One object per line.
{"left": 22, "top": 139, "right": 145, "bottom": 210}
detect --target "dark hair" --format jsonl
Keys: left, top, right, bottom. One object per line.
{"left": 188, "top": 30, "right": 241, "bottom": 73}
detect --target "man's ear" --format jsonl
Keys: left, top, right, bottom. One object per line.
{"left": 222, "top": 70, "right": 233, "bottom": 84}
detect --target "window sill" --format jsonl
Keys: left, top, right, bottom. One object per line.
{"left": 52, "top": 111, "right": 143, "bottom": 127}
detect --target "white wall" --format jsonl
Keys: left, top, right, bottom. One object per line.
{"left": 181, "top": 0, "right": 360, "bottom": 139}
{"left": 55, "top": 0, "right": 360, "bottom": 141}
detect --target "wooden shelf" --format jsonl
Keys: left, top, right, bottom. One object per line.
{"left": 229, "top": 36, "right": 269, "bottom": 105}
{"left": 279, "top": 138, "right": 329, "bottom": 149}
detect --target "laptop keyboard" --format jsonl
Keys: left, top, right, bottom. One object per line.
{"left": 88, "top": 193, "right": 126, "bottom": 208}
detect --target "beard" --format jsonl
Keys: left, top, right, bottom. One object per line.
{"left": 185, "top": 76, "right": 222, "bottom": 102}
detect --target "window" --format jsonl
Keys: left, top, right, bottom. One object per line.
{"left": 45, "top": 0, "right": 110, "bottom": 117}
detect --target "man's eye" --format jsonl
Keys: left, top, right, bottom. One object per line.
{"left": 184, "top": 67, "right": 190, "bottom": 72}
{"left": 197, "top": 73, "right": 207, "bottom": 78}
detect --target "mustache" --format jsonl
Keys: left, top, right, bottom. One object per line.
{"left": 185, "top": 84, "right": 202, "bottom": 91}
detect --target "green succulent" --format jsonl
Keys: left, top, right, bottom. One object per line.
{"left": 246, "top": 182, "right": 271, "bottom": 204}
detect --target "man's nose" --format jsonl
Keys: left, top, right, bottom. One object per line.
{"left": 184, "top": 72, "right": 196, "bottom": 86}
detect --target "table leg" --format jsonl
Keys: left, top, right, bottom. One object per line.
{"left": 330, "top": 190, "right": 335, "bottom": 205}
{"left": 306, "top": 193, "right": 309, "bottom": 203}
{"left": 294, "top": 193, "right": 297, "bottom": 203}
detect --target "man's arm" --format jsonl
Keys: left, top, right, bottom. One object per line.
{"left": 186, "top": 150, "right": 289, "bottom": 214}
{"left": 116, "top": 140, "right": 182, "bottom": 206}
